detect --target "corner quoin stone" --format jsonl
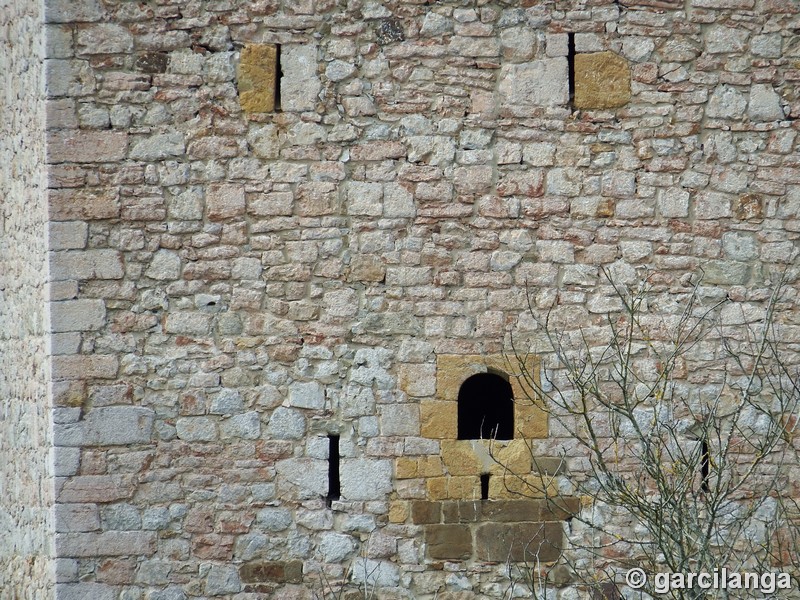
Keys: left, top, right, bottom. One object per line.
{"left": 238, "top": 44, "right": 277, "bottom": 114}
{"left": 574, "top": 52, "right": 631, "bottom": 110}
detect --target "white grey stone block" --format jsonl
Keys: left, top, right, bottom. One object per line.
{"left": 49, "top": 222, "right": 88, "bottom": 251}
{"left": 340, "top": 458, "right": 393, "bottom": 501}
{"left": 55, "top": 406, "right": 154, "bottom": 447}
{"left": 280, "top": 45, "right": 320, "bottom": 112}
{"left": 56, "top": 583, "right": 115, "bottom": 600}
{"left": 275, "top": 458, "right": 328, "bottom": 496}
{"left": 50, "top": 299, "right": 106, "bottom": 332}
{"left": 204, "top": 564, "right": 241, "bottom": 595}
{"left": 175, "top": 417, "right": 217, "bottom": 442}
{"left": 130, "top": 133, "right": 185, "bottom": 161}
{"left": 748, "top": 84, "right": 784, "bottom": 122}
{"left": 220, "top": 411, "right": 261, "bottom": 440}
{"left": 499, "top": 59, "right": 568, "bottom": 106}
{"left": 267, "top": 407, "right": 306, "bottom": 439}
{"left": 288, "top": 381, "right": 325, "bottom": 409}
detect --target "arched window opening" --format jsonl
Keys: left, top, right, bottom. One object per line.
{"left": 457, "top": 372, "right": 514, "bottom": 440}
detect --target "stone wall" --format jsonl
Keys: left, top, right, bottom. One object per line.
{"left": 38, "top": 0, "right": 800, "bottom": 598}
{"left": 0, "top": 0, "right": 54, "bottom": 598}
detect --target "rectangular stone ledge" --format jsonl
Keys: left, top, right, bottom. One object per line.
{"left": 240, "top": 560, "right": 303, "bottom": 584}
{"left": 56, "top": 475, "right": 135, "bottom": 503}
{"left": 55, "top": 583, "right": 116, "bottom": 600}
{"left": 475, "top": 521, "right": 563, "bottom": 563}
{"left": 51, "top": 355, "right": 119, "bottom": 380}
{"left": 47, "top": 130, "right": 128, "bottom": 164}
{"left": 413, "top": 499, "right": 578, "bottom": 525}
{"left": 56, "top": 531, "right": 157, "bottom": 557}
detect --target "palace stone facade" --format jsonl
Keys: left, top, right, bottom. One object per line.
{"left": 2, "top": 0, "right": 800, "bottom": 598}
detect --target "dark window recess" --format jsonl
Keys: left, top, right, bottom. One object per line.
{"left": 480, "top": 473, "right": 490, "bottom": 500}
{"left": 457, "top": 372, "right": 514, "bottom": 440}
{"left": 567, "top": 32, "right": 576, "bottom": 109}
{"left": 700, "top": 439, "right": 710, "bottom": 493}
{"left": 274, "top": 44, "right": 282, "bottom": 112}
{"left": 326, "top": 434, "right": 340, "bottom": 505}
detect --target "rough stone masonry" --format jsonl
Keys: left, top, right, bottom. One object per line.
{"left": 2, "top": 0, "right": 800, "bottom": 598}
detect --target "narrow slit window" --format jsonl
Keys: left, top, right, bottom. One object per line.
{"left": 457, "top": 372, "right": 514, "bottom": 441}
{"left": 274, "top": 43, "right": 282, "bottom": 112}
{"left": 700, "top": 439, "right": 710, "bottom": 493}
{"left": 567, "top": 32, "right": 576, "bottom": 109}
{"left": 327, "top": 434, "right": 340, "bottom": 505}
{"left": 480, "top": 473, "right": 490, "bottom": 500}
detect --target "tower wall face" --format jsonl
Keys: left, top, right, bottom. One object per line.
{"left": 40, "top": 0, "right": 800, "bottom": 597}
{"left": 0, "top": 0, "right": 54, "bottom": 597}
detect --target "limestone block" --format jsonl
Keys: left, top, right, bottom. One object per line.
{"left": 345, "top": 181, "right": 383, "bottom": 216}
{"left": 349, "top": 559, "right": 400, "bottom": 589}
{"left": 51, "top": 355, "right": 119, "bottom": 380}
{"left": 288, "top": 381, "right": 325, "bottom": 409}
{"left": 145, "top": 250, "right": 181, "bottom": 280}
{"left": 574, "top": 52, "right": 631, "bottom": 109}
{"left": 280, "top": 45, "right": 320, "bottom": 112}
{"left": 695, "top": 191, "right": 733, "bottom": 219}
{"left": 318, "top": 533, "right": 358, "bottom": 562}
{"left": 722, "top": 232, "right": 759, "bottom": 261}
{"left": 205, "top": 564, "right": 241, "bottom": 595}
{"left": 175, "top": 417, "right": 217, "bottom": 442}
{"left": 748, "top": 84, "right": 784, "bottom": 121}
{"left": 255, "top": 508, "right": 292, "bottom": 532}
{"left": 55, "top": 406, "right": 154, "bottom": 446}
{"left": 55, "top": 504, "right": 100, "bottom": 532}
{"left": 267, "top": 407, "right": 306, "bottom": 440}
{"left": 45, "top": 0, "right": 101, "bottom": 22}
{"left": 425, "top": 524, "right": 472, "bottom": 560}
{"left": 380, "top": 403, "right": 420, "bottom": 436}
{"left": 50, "top": 299, "right": 105, "bottom": 332}
{"left": 206, "top": 183, "right": 245, "bottom": 221}
{"left": 164, "top": 312, "right": 212, "bottom": 336}
{"left": 57, "top": 475, "right": 135, "bottom": 503}
{"left": 129, "top": 133, "right": 186, "bottom": 161}
{"left": 340, "top": 458, "right": 393, "bottom": 500}
{"left": 220, "top": 411, "right": 261, "bottom": 440}
{"left": 76, "top": 24, "right": 133, "bottom": 55}
{"left": 705, "top": 25, "right": 749, "bottom": 54}
{"left": 47, "top": 130, "right": 127, "bottom": 163}
{"left": 55, "top": 584, "right": 116, "bottom": 600}
{"left": 275, "top": 458, "right": 327, "bottom": 496}
{"left": 45, "top": 59, "right": 96, "bottom": 97}
{"left": 49, "top": 221, "right": 88, "bottom": 250}
{"left": 706, "top": 85, "right": 746, "bottom": 119}
{"left": 49, "top": 188, "right": 119, "bottom": 221}
{"left": 499, "top": 58, "right": 568, "bottom": 106}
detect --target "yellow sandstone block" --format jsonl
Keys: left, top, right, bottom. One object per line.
{"left": 448, "top": 475, "right": 481, "bottom": 500}
{"left": 417, "top": 455, "right": 444, "bottom": 478}
{"left": 388, "top": 501, "right": 409, "bottom": 524}
{"left": 238, "top": 44, "right": 277, "bottom": 113}
{"left": 490, "top": 473, "right": 554, "bottom": 500}
{"left": 426, "top": 477, "right": 449, "bottom": 501}
{"left": 488, "top": 439, "right": 533, "bottom": 475}
{"left": 574, "top": 51, "right": 631, "bottom": 110}
{"left": 395, "top": 457, "right": 418, "bottom": 479}
{"left": 420, "top": 401, "right": 457, "bottom": 439}
{"left": 441, "top": 440, "right": 482, "bottom": 476}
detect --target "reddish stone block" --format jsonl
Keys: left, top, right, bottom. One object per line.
{"left": 425, "top": 524, "right": 472, "bottom": 560}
